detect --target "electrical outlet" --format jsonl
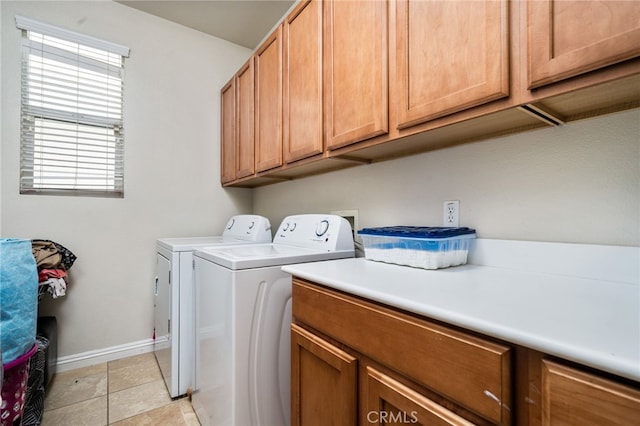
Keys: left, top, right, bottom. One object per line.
{"left": 443, "top": 200, "right": 459, "bottom": 227}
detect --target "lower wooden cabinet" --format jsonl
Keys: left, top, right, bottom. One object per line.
{"left": 541, "top": 360, "right": 640, "bottom": 425}
{"left": 292, "top": 279, "right": 512, "bottom": 425}
{"left": 291, "top": 323, "right": 357, "bottom": 426}
{"left": 291, "top": 278, "right": 640, "bottom": 426}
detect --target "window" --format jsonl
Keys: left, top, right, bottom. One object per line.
{"left": 16, "top": 16, "right": 130, "bottom": 197}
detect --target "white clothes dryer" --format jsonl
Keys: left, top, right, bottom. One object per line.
{"left": 154, "top": 215, "right": 272, "bottom": 398}
{"left": 192, "top": 214, "right": 355, "bottom": 426}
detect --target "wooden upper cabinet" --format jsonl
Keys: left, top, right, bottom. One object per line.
{"left": 283, "top": 0, "right": 324, "bottom": 164}
{"left": 395, "top": 0, "right": 509, "bottom": 129}
{"left": 527, "top": 0, "right": 640, "bottom": 89}
{"left": 324, "top": 0, "right": 388, "bottom": 150}
{"left": 255, "top": 26, "right": 283, "bottom": 173}
{"left": 541, "top": 360, "right": 640, "bottom": 425}
{"left": 220, "top": 78, "right": 236, "bottom": 184}
{"left": 236, "top": 58, "right": 255, "bottom": 179}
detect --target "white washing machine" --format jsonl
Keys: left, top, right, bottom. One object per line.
{"left": 154, "top": 215, "right": 272, "bottom": 398}
{"left": 192, "top": 214, "right": 355, "bottom": 426}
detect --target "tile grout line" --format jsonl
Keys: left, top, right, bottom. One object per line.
{"left": 43, "top": 355, "right": 183, "bottom": 425}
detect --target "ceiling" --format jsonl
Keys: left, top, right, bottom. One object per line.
{"left": 116, "top": 0, "right": 296, "bottom": 49}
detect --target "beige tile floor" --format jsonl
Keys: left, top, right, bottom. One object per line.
{"left": 40, "top": 352, "right": 200, "bottom": 425}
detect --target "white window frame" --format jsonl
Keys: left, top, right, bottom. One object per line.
{"left": 16, "top": 16, "right": 130, "bottom": 197}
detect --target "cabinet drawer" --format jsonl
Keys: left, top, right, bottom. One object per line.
{"left": 292, "top": 280, "right": 512, "bottom": 425}
{"left": 542, "top": 360, "right": 640, "bottom": 425}
{"left": 364, "top": 365, "right": 474, "bottom": 426}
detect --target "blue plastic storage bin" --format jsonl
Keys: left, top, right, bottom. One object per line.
{"left": 357, "top": 227, "right": 476, "bottom": 269}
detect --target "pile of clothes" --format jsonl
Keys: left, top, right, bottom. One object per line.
{"left": 30, "top": 240, "right": 77, "bottom": 299}
{"left": 16, "top": 240, "right": 77, "bottom": 425}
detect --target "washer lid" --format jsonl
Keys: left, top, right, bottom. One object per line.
{"left": 157, "top": 236, "right": 233, "bottom": 252}
{"left": 193, "top": 244, "right": 354, "bottom": 270}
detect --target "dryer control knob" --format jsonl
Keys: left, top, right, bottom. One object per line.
{"left": 315, "top": 220, "right": 330, "bottom": 237}
{"left": 227, "top": 218, "right": 235, "bottom": 230}
{"left": 282, "top": 222, "right": 290, "bottom": 231}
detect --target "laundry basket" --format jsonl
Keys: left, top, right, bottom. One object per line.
{"left": 1, "top": 344, "right": 37, "bottom": 426}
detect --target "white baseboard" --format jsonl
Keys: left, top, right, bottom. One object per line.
{"left": 53, "top": 338, "right": 156, "bottom": 373}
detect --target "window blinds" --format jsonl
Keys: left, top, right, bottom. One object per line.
{"left": 16, "top": 16, "right": 130, "bottom": 197}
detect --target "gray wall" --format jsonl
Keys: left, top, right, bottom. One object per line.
{"left": 1, "top": 1, "right": 253, "bottom": 357}
{"left": 254, "top": 109, "right": 640, "bottom": 247}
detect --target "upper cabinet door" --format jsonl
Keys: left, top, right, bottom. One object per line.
{"left": 527, "top": 0, "right": 640, "bottom": 89}
{"left": 324, "top": 0, "right": 388, "bottom": 150}
{"left": 220, "top": 78, "right": 236, "bottom": 184}
{"left": 396, "top": 0, "right": 509, "bottom": 129}
{"left": 283, "top": 0, "right": 324, "bottom": 164}
{"left": 236, "top": 58, "right": 255, "bottom": 179}
{"left": 255, "top": 26, "right": 283, "bottom": 173}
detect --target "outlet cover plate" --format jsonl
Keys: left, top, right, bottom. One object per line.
{"left": 443, "top": 200, "right": 459, "bottom": 227}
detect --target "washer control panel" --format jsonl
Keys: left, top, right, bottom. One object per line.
{"left": 222, "top": 215, "right": 272, "bottom": 242}
{"left": 273, "top": 214, "right": 354, "bottom": 251}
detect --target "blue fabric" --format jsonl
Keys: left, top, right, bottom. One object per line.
{"left": 1, "top": 238, "right": 38, "bottom": 364}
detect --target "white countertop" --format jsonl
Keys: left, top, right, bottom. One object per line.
{"left": 283, "top": 256, "right": 640, "bottom": 382}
